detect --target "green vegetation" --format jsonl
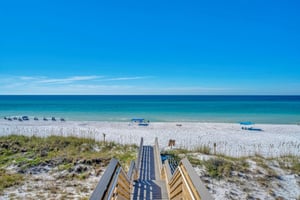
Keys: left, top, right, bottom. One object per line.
{"left": 0, "top": 134, "right": 138, "bottom": 186}
{"left": 0, "top": 134, "right": 137, "bottom": 168}
{"left": 165, "top": 148, "right": 189, "bottom": 155}
{"left": 163, "top": 146, "right": 211, "bottom": 163}
{"left": 252, "top": 156, "right": 278, "bottom": 179}
{"left": 193, "top": 145, "right": 211, "bottom": 155}
{"left": 276, "top": 155, "right": 300, "bottom": 174}
{"left": 204, "top": 157, "right": 249, "bottom": 178}
{"left": 167, "top": 146, "right": 300, "bottom": 182}
{"left": 187, "top": 155, "right": 203, "bottom": 166}
{"left": 165, "top": 145, "right": 211, "bottom": 155}
{"left": 0, "top": 169, "right": 23, "bottom": 193}
{"left": 204, "top": 158, "right": 233, "bottom": 178}
{"left": 165, "top": 148, "right": 250, "bottom": 179}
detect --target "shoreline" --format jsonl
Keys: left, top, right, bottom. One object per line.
{"left": 2, "top": 113, "right": 300, "bottom": 125}
{"left": 1, "top": 121, "right": 299, "bottom": 199}
{"left": 1, "top": 120, "right": 300, "bottom": 157}
{"left": 1, "top": 118, "right": 299, "bottom": 125}
{"left": 1, "top": 95, "right": 300, "bottom": 124}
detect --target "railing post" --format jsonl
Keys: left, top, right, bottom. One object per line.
{"left": 168, "top": 158, "right": 214, "bottom": 200}
{"left": 90, "top": 158, "right": 133, "bottom": 200}
{"left": 154, "top": 137, "right": 163, "bottom": 179}
{"left": 90, "top": 158, "right": 119, "bottom": 200}
{"left": 135, "top": 137, "right": 143, "bottom": 179}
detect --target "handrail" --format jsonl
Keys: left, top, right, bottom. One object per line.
{"left": 136, "top": 137, "right": 143, "bottom": 178}
{"left": 91, "top": 138, "right": 214, "bottom": 200}
{"left": 181, "top": 158, "right": 213, "bottom": 200}
{"left": 91, "top": 138, "right": 143, "bottom": 200}
{"left": 154, "top": 137, "right": 163, "bottom": 177}
{"left": 127, "top": 160, "right": 136, "bottom": 180}
{"left": 168, "top": 157, "right": 214, "bottom": 200}
{"left": 90, "top": 158, "right": 120, "bottom": 200}
{"left": 164, "top": 159, "right": 172, "bottom": 182}
{"left": 90, "top": 158, "right": 131, "bottom": 200}
{"left": 106, "top": 167, "right": 121, "bottom": 199}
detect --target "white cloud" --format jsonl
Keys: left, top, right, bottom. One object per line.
{"left": 8, "top": 75, "right": 151, "bottom": 85}
{"left": 104, "top": 76, "right": 153, "bottom": 81}
{"left": 19, "top": 76, "right": 36, "bottom": 80}
{"left": 0, "top": 75, "right": 157, "bottom": 94}
{"left": 37, "top": 76, "right": 102, "bottom": 84}
{"left": 19, "top": 76, "right": 46, "bottom": 81}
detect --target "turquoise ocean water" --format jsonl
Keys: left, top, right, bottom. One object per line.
{"left": 0, "top": 95, "right": 300, "bottom": 124}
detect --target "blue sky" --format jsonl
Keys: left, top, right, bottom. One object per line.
{"left": 0, "top": 0, "right": 299, "bottom": 94}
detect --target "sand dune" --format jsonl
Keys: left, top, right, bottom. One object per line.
{"left": 1, "top": 120, "right": 299, "bottom": 157}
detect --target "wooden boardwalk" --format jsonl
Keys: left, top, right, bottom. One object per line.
{"left": 90, "top": 138, "right": 214, "bottom": 200}
{"left": 132, "top": 146, "right": 168, "bottom": 200}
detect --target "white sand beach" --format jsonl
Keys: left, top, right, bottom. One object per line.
{"left": 1, "top": 120, "right": 300, "bottom": 199}
{"left": 1, "top": 120, "right": 299, "bottom": 157}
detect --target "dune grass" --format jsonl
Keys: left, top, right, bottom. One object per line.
{"left": 276, "top": 155, "right": 300, "bottom": 174}
{"left": 0, "top": 134, "right": 137, "bottom": 169}
{"left": 0, "top": 134, "right": 138, "bottom": 191}
{"left": 164, "top": 147, "right": 300, "bottom": 180}
{"left": 203, "top": 157, "right": 250, "bottom": 178}
{"left": 0, "top": 169, "right": 23, "bottom": 193}
{"left": 193, "top": 145, "right": 211, "bottom": 155}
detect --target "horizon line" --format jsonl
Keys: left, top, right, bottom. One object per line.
{"left": 1, "top": 94, "right": 300, "bottom": 96}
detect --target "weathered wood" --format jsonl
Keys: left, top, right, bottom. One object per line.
{"left": 90, "top": 158, "right": 120, "bottom": 200}
{"left": 132, "top": 145, "right": 169, "bottom": 200}
{"left": 167, "top": 158, "right": 214, "bottom": 200}
{"left": 91, "top": 138, "right": 213, "bottom": 200}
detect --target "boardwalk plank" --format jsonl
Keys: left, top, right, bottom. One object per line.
{"left": 132, "top": 146, "right": 169, "bottom": 200}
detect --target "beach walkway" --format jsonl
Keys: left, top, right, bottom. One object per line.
{"left": 90, "top": 138, "right": 213, "bottom": 200}
{"left": 132, "top": 146, "right": 168, "bottom": 200}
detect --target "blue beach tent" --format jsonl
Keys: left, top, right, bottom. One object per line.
{"left": 240, "top": 121, "right": 254, "bottom": 130}
{"left": 240, "top": 121, "right": 254, "bottom": 126}
{"left": 131, "top": 118, "right": 144, "bottom": 123}
{"left": 240, "top": 121, "right": 263, "bottom": 131}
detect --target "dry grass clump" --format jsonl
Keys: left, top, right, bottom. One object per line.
{"left": 252, "top": 157, "right": 278, "bottom": 178}
{"left": 194, "top": 145, "right": 211, "bottom": 155}
{"left": 0, "top": 169, "right": 23, "bottom": 193}
{"left": 276, "top": 155, "right": 300, "bottom": 174}
{"left": 204, "top": 157, "right": 249, "bottom": 178}
{"left": 0, "top": 134, "right": 138, "bottom": 188}
{"left": 165, "top": 148, "right": 250, "bottom": 179}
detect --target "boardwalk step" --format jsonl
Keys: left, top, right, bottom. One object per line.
{"left": 131, "top": 145, "right": 168, "bottom": 200}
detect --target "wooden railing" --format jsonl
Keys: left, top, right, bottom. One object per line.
{"left": 90, "top": 158, "right": 131, "bottom": 200}
{"left": 127, "top": 160, "right": 136, "bottom": 181}
{"left": 90, "top": 137, "right": 214, "bottom": 200}
{"left": 135, "top": 137, "right": 143, "bottom": 179}
{"left": 154, "top": 137, "right": 163, "bottom": 179}
{"left": 166, "top": 158, "right": 213, "bottom": 200}
{"left": 90, "top": 138, "right": 144, "bottom": 200}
